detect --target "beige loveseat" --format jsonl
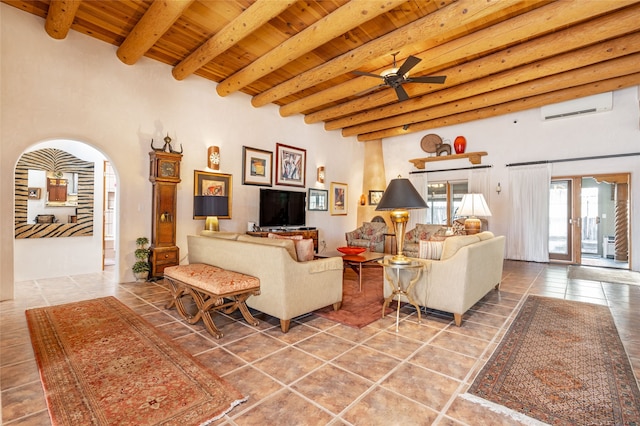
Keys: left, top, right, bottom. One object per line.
{"left": 186, "top": 232, "right": 343, "bottom": 332}
{"left": 384, "top": 231, "right": 505, "bottom": 326}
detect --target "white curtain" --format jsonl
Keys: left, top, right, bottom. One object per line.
{"left": 408, "top": 173, "right": 428, "bottom": 230}
{"left": 506, "top": 164, "right": 551, "bottom": 262}
{"left": 468, "top": 167, "right": 490, "bottom": 201}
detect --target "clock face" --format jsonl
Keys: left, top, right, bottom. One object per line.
{"left": 160, "top": 161, "right": 177, "bottom": 177}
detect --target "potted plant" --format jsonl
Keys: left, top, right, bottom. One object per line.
{"left": 133, "top": 237, "right": 150, "bottom": 281}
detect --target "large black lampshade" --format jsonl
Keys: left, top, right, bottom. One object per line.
{"left": 194, "top": 196, "right": 228, "bottom": 231}
{"left": 376, "top": 177, "right": 427, "bottom": 264}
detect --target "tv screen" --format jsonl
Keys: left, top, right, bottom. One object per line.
{"left": 259, "top": 189, "right": 306, "bottom": 228}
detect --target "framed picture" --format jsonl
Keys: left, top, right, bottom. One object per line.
{"left": 242, "top": 146, "right": 272, "bottom": 186}
{"left": 369, "top": 190, "right": 384, "bottom": 205}
{"left": 308, "top": 188, "right": 328, "bottom": 211}
{"left": 330, "top": 182, "right": 348, "bottom": 215}
{"left": 193, "top": 171, "right": 232, "bottom": 219}
{"left": 28, "top": 187, "right": 41, "bottom": 200}
{"left": 275, "top": 143, "right": 306, "bottom": 187}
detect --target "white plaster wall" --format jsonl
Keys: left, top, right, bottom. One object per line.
{"left": 382, "top": 87, "right": 640, "bottom": 271}
{"left": 0, "top": 5, "right": 363, "bottom": 299}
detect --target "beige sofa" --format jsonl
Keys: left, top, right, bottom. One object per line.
{"left": 186, "top": 232, "right": 344, "bottom": 332}
{"left": 384, "top": 231, "right": 505, "bottom": 326}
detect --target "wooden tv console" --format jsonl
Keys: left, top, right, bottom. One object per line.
{"left": 246, "top": 229, "right": 319, "bottom": 253}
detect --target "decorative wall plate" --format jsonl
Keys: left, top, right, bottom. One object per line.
{"left": 420, "top": 134, "right": 442, "bottom": 153}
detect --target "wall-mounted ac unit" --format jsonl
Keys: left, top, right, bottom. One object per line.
{"left": 541, "top": 92, "right": 612, "bottom": 121}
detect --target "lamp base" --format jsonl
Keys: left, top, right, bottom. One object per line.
{"left": 205, "top": 216, "right": 219, "bottom": 231}
{"left": 464, "top": 217, "right": 481, "bottom": 235}
{"left": 388, "top": 254, "right": 412, "bottom": 264}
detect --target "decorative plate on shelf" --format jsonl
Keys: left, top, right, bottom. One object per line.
{"left": 420, "top": 133, "right": 442, "bottom": 153}
{"left": 337, "top": 247, "right": 366, "bottom": 255}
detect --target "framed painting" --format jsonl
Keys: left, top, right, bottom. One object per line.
{"left": 28, "top": 187, "right": 41, "bottom": 200}
{"left": 242, "top": 146, "right": 272, "bottom": 186}
{"left": 368, "top": 190, "right": 384, "bottom": 205}
{"left": 308, "top": 188, "right": 328, "bottom": 211}
{"left": 193, "top": 170, "right": 232, "bottom": 219}
{"left": 275, "top": 143, "right": 306, "bottom": 187}
{"left": 330, "top": 182, "right": 348, "bottom": 215}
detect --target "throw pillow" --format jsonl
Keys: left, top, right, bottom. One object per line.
{"left": 294, "top": 239, "right": 315, "bottom": 261}
{"left": 452, "top": 219, "right": 466, "bottom": 235}
{"left": 418, "top": 240, "right": 443, "bottom": 260}
{"left": 268, "top": 233, "right": 303, "bottom": 240}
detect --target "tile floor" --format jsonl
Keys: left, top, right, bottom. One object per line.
{"left": 1, "top": 260, "right": 639, "bottom": 425}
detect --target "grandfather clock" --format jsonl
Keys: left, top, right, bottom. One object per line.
{"left": 149, "top": 150, "right": 182, "bottom": 278}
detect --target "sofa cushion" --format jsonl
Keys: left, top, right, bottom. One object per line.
{"left": 268, "top": 233, "right": 303, "bottom": 240}
{"left": 200, "top": 231, "right": 240, "bottom": 240}
{"left": 418, "top": 240, "right": 444, "bottom": 260}
{"left": 476, "top": 231, "right": 494, "bottom": 241}
{"left": 361, "top": 221, "right": 387, "bottom": 236}
{"left": 440, "top": 235, "right": 480, "bottom": 260}
{"left": 237, "top": 235, "right": 298, "bottom": 260}
{"left": 294, "top": 239, "right": 315, "bottom": 261}
{"left": 452, "top": 219, "right": 466, "bottom": 235}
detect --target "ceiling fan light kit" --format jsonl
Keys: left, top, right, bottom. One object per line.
{"left": 354, "top": 53, "right": 447, "bottom": 102}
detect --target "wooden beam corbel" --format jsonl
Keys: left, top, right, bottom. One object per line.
{"left": 44, "top": 0, "right": 82, "bottom": 40}
{"left": 116, "top": 0, "right": 194, "bottom": 66}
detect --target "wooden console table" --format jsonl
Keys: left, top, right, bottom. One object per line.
{"left": 247, "top": 229, "right": 319, "bottom": 252}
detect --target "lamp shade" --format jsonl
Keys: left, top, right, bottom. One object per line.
{"left": 458, "top": 193, "right": 492, "bottom": 217}
{"left": 375, "top": 178, "right": 427, "bottom": 211}
{"left": 194, "top": 196, "right": 228, "bottom": 218}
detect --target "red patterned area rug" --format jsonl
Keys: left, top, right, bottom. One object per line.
{"left": 26, "top": 296, "right": 246, "bottom": 425}
{"left": 314, "top": 266, "right": 392, "bottom": 328}
{"left": 465, "top": 295, "right": 640, "bottom": 425}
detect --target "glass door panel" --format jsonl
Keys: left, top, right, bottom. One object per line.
{"left": 549, "top": 179, "right": 572, "bottom": 261}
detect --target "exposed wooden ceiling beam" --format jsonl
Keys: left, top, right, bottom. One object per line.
{"left": 172, "top": 0, "right": 293, "bottom": 81}
{"left": 44, "top": 0, "right": 81, "bottom": 40}
{"left": 347, "top": 50, "right": 640, "bottom": 138}
{"left": 358, "top": 73, "right": 640, "bottom": 141}
{"left": 250, "top": 0, "right": 531, "bottom": 108}
{"left": 116, "top": 0, "right": 195, "bottom": 66}
{"left": 331, "top": 19, "right": 640, "bottom": 134}
{"left": 285, "top": 0, "right": 637, "bottom": 119}
{"left": 216, "top": 0, "right": 408, "bottom": 97}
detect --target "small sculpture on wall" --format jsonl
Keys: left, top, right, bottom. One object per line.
{"left": 436, "top": 142, "right": 452, "bottom": 156}
{"left": 151, "top": 134, "right": 183, "bottom": 154}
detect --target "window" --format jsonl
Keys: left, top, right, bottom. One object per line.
{"left": 425, "top": 180, "right": 468, "bottom": 225}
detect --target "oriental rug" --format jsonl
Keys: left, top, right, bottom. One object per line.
{"left": 568, "top": 265, "right": 640, "bottom": 286}
{"left": 465, "top": 295, "right": 640, "bottom": 425}
{"left": 26, "top": 296, "right": 246, "bottom": 425}
{"left": 314, "top": 266, "right": 392, "bottom": 328}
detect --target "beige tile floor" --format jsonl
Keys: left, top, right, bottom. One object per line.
{"left": 1, "top": 260, "right": 639, "bottom": 425}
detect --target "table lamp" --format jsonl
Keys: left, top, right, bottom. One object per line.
{"left": 194, "top": 196, "right": 229, "bottom": 231}
{"left": 457, "top": 193, "right": 491, "bottom": 235}
{"left": 376, "top": 177, "right": 428, "bottom": 264}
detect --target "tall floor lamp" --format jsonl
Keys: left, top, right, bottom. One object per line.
{"left": 194, "top": 195, "right": 229, "bottom": 231}
{"left": 376, "top": 177, "right": 428, "bottom": 264}
{"left": 457, "top": 193, "right": 492, "bottom": 235}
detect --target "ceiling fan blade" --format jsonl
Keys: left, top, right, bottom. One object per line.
{"left": 352, "top": 70, "right": 384, "bottom": 80}
{"left": 394, "top": 85, "right": 409, "bottom": 102}
{"left": 355, "top": 83, "right": 387, "bottom": 97}
{"left": 396, "top": 55, "right": 421, "bottom": 76}
{"left": 406, "top": 75, "right": 447, "bottom": 84}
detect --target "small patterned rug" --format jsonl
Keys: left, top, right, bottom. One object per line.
{"left": 568, "top": 265, "right": 640, "bottom": 286}
{"left": 314, "top": 266, "right": 392, "bottom": 328}
{"left": 465, "top": 295, "right": 640, "bottom": 425}
{"left": 26, "top": 296, "right": 246, "bottom": 425}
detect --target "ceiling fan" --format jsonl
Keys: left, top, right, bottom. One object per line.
{"left": 353, "top": 53, "right": 446, "bottom": 101}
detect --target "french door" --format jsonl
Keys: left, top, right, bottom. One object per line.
{"left": 549, "top": 173, "right": 630, "bottom": 268}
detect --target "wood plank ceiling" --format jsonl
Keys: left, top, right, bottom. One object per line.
{"left": 4, "top": 0, "right": 640, "bottom": 142}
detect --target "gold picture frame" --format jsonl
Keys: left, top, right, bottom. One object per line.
{"left": 28, "top": 187, "right": 41, "bottom": 200}
{"left": 330, "top": 182, "right": 348, "bottom": 215}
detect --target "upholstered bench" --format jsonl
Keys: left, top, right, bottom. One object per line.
{"left": 164, "top": 263, "right": 260, "bottom": 338}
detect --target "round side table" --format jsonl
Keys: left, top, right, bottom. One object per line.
{"left": 379, "top": 260, "right": 424, "bottom": 332}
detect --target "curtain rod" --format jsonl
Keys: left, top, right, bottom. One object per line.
{"left": 410, "top": 164, "right": 492, "bottom": 174}
{"left": 506, "top": 152, "right": 640, "bottom": 167}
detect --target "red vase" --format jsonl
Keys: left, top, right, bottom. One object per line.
{"left": 454, "top": 136, "right": 467, "bottom": 154}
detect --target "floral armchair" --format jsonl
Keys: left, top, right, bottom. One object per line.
{"left": 403, "top": 224, "right": 445, "bottom": 257}
{"left": 345, "top": 222, "right": 388, "bottom": 253}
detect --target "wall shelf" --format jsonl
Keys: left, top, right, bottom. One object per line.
{"left": 409, "top": 151, "right": 488, "bottom": 169}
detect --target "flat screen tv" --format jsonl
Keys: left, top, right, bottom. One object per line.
{"left": 259, "top": 189, "right": 306, "bottom": 228}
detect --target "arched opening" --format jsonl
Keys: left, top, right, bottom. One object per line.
{"left": 13, "top": 139, "right": 119, "bottom": 281}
